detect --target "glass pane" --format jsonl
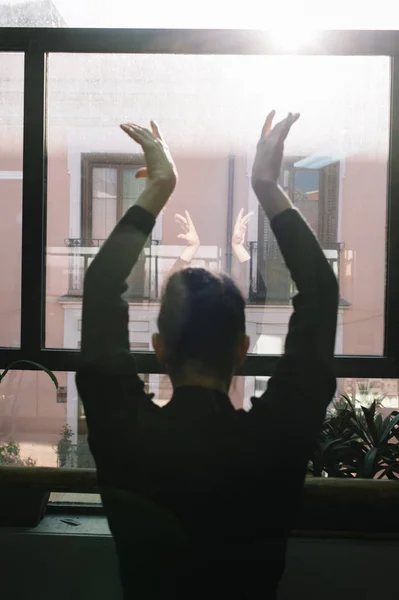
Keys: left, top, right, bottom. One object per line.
{"left": 50, "top": 492, "right": 102, "bottom": 503}
{"left": 0, "top": 52, "right": 23, "bottom": 347}
{"left": 92, "top": 167, "right": 117, "bottom": 239}
{"left": 122, "top": 168, "right": 146, "bottom": 214}
{"left": 46, "top": 54, "right": 390, "bottom": 355}
{"left": 230, "top": 376, "right": 399, "bottom": 412}
{"left": 0, "top": 1, "right": 397, "bottom": 29}
{"left": 0, "top": 370, "right": 68, "bottom": 467}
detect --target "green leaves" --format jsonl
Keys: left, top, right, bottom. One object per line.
{"left": 0, "top": 360, "right": 58, "bottom": 389}
{"left": 310, "top": 394, "right": 399, "bottom": 480}
{"left": 0, "top": 440, "right": 36, "bottom": 467}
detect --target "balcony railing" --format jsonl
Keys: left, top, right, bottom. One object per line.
{"left": 248, "top": 242, "right": 342, "bottom": 304}
{"left": 65, "top": 238, "right": 223, "bottom": 299}
{"left": 65, "top": 238, "right": 105, "bottom": 297}
{"left": 64, "top": 238, "right": 342, "bottom": 304}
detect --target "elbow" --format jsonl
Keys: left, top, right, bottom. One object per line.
{"left": 328, "top": 270, "right": 339, "bottom": 300}
{"left": 322, "top": 262, "right": 339, "bottom": 302}
{"left": 323, "top": 276, "right": 339, "bottom": 314}
{"left": 312, "top": 266, "right": 339, "bottom": 322}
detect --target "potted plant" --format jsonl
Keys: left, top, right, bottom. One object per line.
{"left": 0, "top": 361, "right": 58, "bottom": 526}
{"left": 309, "top": 392, "right": 399, "bottom": 479}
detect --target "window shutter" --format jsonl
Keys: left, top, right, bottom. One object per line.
{"left": 256, "top": 206, "right": 290, "bottom": 304}
{"left": 319, "top": 162, "right": 339, "bottom": 248}
{"left": 258, "top": 162, "right": 292, "bottom": 303}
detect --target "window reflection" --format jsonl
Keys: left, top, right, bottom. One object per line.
{"left": 46, "top": 54, "right": 389, "bottom": 357}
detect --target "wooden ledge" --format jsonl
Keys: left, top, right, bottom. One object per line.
{"left": 1, "top": 468, "right": 399, "bottom": 534}
{"left": 0, "top": 467, "right": 98, "bottom": 492}
{"left": 1, "top": 467, "right": 398, "bottom": 495}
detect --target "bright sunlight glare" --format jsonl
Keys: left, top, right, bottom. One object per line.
{"left": 18, "top": 0, "right": 397, "bottom": 30}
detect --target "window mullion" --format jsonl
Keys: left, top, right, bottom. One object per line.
{"left": 384, "top": 56, "right": 399, "bottom": 364}
{"left": 117, "top": 165, "right": 124, "bottom": 220}
{"left": 20, "top": 49, "right": 47, "bottom": 356}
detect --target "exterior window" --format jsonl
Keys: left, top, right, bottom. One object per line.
{"left": 67, "top": 154, "right": 149, "bottom": 298}
{"left": 253, "top": 159, "right": 340, "bottom": 304}
{"left": 82, "top": 154, "right": 146, "bottom": 240}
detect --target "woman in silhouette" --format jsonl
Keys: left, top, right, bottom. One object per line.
{"left": 77, "top": 112, "right": 338, "bottom": 599}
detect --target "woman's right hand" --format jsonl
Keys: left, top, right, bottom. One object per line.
{"left": 120, "top": 120, "right": 177, "bottom": 196}
{"left": 232, "top": 209, "right": 253, "bottom": 246}
{"left": 174, "top": 211, "right": 200, "bottom": 248}
{"left": 174, "top": 210, "right": 200, "bottom": 265}
{"left": 232, "top": 209, "right": 253, "bottom": 263}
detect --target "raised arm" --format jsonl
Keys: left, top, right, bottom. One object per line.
{"left": 80, "top": 121, "right": 177, "bottom": 366}
{"left": 76, "top": 121, "right": 177, "bottom": 474}
{"left": 248, "top": 112, "right": 339, "bottom": 449}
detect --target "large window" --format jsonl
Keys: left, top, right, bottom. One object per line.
{"left": 81, "top": 154, "right": 146, "bottom": 239}
{"left": 46, "top": 53, "right": 389, "bottom": 357}
{"left": 1, "top": 28, "right": 399, "bottom": 490}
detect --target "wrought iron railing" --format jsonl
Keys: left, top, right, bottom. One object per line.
{"left": 64, "top": 238, "right": 342, "bottom": 303}
{"left": 64, "top": 239, "right": 222, "bottom": 299}
{"left": 65, "top": 238, "right": 105, "bottom": 296}
{"left": 248, "top": 241, "right": 342, "bottom": 304}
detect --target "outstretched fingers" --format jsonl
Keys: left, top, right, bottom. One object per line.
{"left": 261, "top": 110, "right": 276, "bottom": 138}
{"left": 273, "top": 112, "right": 300, "bottom": 142}
{"left": 241, "top": 211, "right": 254, "bottom": 226}
{"left": 259, "top": 111, "right": 300, "bottom": 143}
{"left": 234, "top": 208, "right": 244, "bottom": 230}
{"left": 151, "top": 120, "right": 164, "bottom": 141}
{"left": 175, "top": 213, "right": 188, "bottom": 226}
{"left": 121, "top": 121, "right": 162, "bottom": 179}
{"left": 185, "top": 210, "right": 194, "bottom": 228}
{"left": 120, "top": 123, "right": 156, "bottom": 146}
{"left": 120, "top": 123, "right": 143, "bottom": 144}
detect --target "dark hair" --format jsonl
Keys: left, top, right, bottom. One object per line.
{"left": 158, "top": 268, "right": 246, "bottom": 377}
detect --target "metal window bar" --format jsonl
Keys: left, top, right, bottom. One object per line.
{"left": 0, "top": 30, "right": 398, "bottom": 378}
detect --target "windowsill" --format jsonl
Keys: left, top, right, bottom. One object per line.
{"left": 1, "top": 467, "right": 399, "bottom": 535}
{"left": 2, "top": 513, "right": 398, "bottom": 542}
{"left": 0, "top": 514, "right": 111, "bottom": 537}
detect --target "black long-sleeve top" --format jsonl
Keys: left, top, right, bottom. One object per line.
{"left": 76, "top": 205, "right": 338, "bottom": 600}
